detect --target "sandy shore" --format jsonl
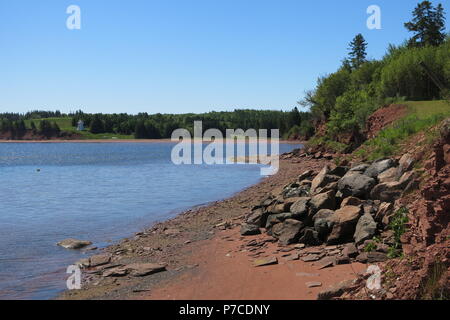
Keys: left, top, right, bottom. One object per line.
{"left": 60, "top": 156, "right": 365, "bottom": 300}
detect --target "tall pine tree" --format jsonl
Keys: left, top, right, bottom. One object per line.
{"left": 404, "top": 1, "right": 446, "bottom": 47}
{"left": 348, "top": 34, "right": 367, "bottom": 69}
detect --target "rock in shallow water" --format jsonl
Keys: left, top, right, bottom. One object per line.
{"left": 57, "top": 238, "right": 92, "bottom": 250}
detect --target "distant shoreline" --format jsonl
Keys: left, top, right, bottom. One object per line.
{"left": 0, "top": 139, "right": 305, "bottom": 144}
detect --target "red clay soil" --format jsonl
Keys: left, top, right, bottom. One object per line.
{"left": 365, "top": 104, "right": 409, "bottom": 139}
{"left": 144, "top": 228, "right": 366, "bottom": 300}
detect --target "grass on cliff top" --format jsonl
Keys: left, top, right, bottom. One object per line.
{"left": 354, "top": 100, "right": 450, "bottom": 161}
{"left": 24, "top": 117, "right": 133, "bottom": 140}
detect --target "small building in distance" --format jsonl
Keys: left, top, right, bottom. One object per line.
{"left": 77, "top": 120, "right": 85, "bottom": 131}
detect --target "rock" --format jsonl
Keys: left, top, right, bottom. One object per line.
{"left": 76, "top": 258, "right": 90, "bottom": 268}
{"left": 298, "top": 170, "right": 314, "bottom": 181}
{"left": 265, "top": 213, "right": 291, "bottom": 228}
{"left": 338, "top": 172, "right": 376, "bottom": 199}
{"left": 317, "top": 279, "right": 355, "bottom": 300}
{"left": 302, "top": 254, "right": 321, "bottom": 262}
{"left": 349, "top": 164, "right": 370, "bottom": 173}
{"left": 306, "top": 282, "right": 322, "bottom": 288}
{"left": 253, "top": 256, "right": 278, "bottom": 267}
{"left": 354, "top": 214, "right": 377, "bottom": 245}
{"left": 317, "top": 256, "right": 335, "bottom": 269}
{"left": 285, "top": 253, "right": 300, "bottom": 261}
{"left": 313, "top": 209, "right": 335, "bottom": 239}
{"left": 240, "top": 223, "right": 261, "bottom": 236}
{"left": 340, "top": 196, "right": 362, "bottom": 208}
{"left": 364, "top": 159, "right": 396, "bottom": 178}
{"left": 272, "top": 219, "right": 304, "bottom": 245}
{"left": 329, "top": 166, "right": 349, "bottom": 177}
{"left": 398, "top": 153, "right": 415, "bottom": 176}
{"left": 289, "top": 197, "right": 311, "bottom": 220}
{"left": 335, "top": 256, "right": 350, "bottom": 265}
{"left": 377, "top": 167, "right": 398, "bottom": 184}
{"left": 164, "top": 228, "right": 181, "bottom": 236}
{"left": 310, "top": 165, "right": 329, "bottom": 194}
{"left": 399, "top": 171, "right": 415, "bottom": 186}
{"left": 57, "top": 238, "right": 93, "bottom": 250}
{"left": 375, "top": 202, "right": 394, "bottom": 223}
{"left": 310, "top": 190, "right": 336, "bottom": 213}
{"left": 298, "top": 228, "right": 321, "bottom": 246}
{"left": 370, "top": 181, "right": 404, "bottom": 202}
{"left": 342, "top": 243, "right": 358, "bottom": 258}
{"left": 103, "top": 267, "right": 128, "bottom": 277}
{"left": 246, "top": 208, "right": 269, "bottom": 228}
{"left": 356, "top": 252, "right": 388, "bottom": 263}
{"left": 89, "top": 254, "right": 111, "bottom": 267}
{"left": 126, "top": 263, "right": 167, "bottom": 277}
{"left": 327, "top": 206, "right": 362, "bottom": 245}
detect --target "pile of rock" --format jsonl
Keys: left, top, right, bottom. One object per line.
{"left": 241, "top": 155, "right": 418, "bottom": 263}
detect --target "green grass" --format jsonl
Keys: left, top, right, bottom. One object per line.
{"left": 355, "top": 100, "right": 450, "bottom": 160}
{"left": 24, "top": 117, "right": 134, "bottom": 139}
{"left": 25, "top": 117, "right": 74, "bottom": 131}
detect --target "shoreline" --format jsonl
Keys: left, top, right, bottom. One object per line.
{"left": 0, "top": 139, "right": 304, "bottom": 144}
{"left": 60, "top": 155, "right": 365, "bottom": 300}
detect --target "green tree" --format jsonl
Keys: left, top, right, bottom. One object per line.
{"left": 405, "top": 1, "right": 446, "bottom": 47}
{"left": 348, "top": 34, "right": 368, "bottom": 69}
{"left": 90, "top": 115, "right": 105, "bottom": 134}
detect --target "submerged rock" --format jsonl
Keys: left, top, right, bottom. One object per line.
{"left": 57, "top": 238, "right": 92, "bottom": 250}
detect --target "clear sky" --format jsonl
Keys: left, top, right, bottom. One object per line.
{"left": 0, "top": 0, "right": 447, "bottom": 114}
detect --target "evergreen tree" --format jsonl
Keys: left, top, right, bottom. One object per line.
{"left": 134, "top": 121, "right": 147, "bottom": 139}
{"left": 39, "top": 120, "right": 53, "bottom": 138}
{"left": 348, "top": 34, "right": 368, "bottom": 69}
{"left": 90, "top": 115, "right": 104, "bottom": 134}
{"left": 405, "top": 1, "right": 446, "bottom": 47}
{"left": 30, "top": 121, "right": 37, "bottom": 134}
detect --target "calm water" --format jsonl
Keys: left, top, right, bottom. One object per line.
{"left": 0, "top": 142, "right": 300, "bottom": 300}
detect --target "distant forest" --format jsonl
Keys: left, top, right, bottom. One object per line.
{"left": 0, "top": 108, "right": 314, "bottom": 140}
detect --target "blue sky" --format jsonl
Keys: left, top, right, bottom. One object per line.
{"left": 0, "top": 0, "right": 447, "bottom": 114}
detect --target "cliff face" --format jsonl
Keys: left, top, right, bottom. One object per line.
{"left": 392, "top": 119, "right": 450, "bottom": 299}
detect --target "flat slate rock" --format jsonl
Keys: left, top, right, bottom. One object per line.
{"left": 253, "top": 256, "right": 278, "bottom": 267}
{"left": 301, "top": 254, "right": 321, "bottom": 262}
{"left": 306, "top": 281, "right": 323, "bottom": 288}
{"left": 57, "top": 238, "right": 92, "bottom": 250}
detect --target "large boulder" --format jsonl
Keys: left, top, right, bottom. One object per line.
{"left": 265, "top": 213, "right": 291, "bottom": 228}
{"left": 310, "top": 190, "right": 336, "bottom": 213}
{"left": 240, "top": 223, "right": 261, "bottom": 236}
{"left": 313, "top": 209, "right": 335, "bottom": 239}
{"left": 329, "top": 166, "right": 349, "bottom": 177}
{"left": 289, "top": 197, "right": 311, "bottom": 220}
{"left": 246, "top": 207, "right": 269, "bottom": 228}
{"left": 398, "top": 153, "right": 415, "bottom": 176}
{"left": 370, "top": 181, "right": 404, "bottom": 202}
{"left": 327, "top": 206, "right": 362, "bottom": 244}
{"left": 348, "top": 164, "right": 370, "bottom": 173}
{"left": 272, "top": 219, "right": 304, "bottom": 245}
{"left": 364, "top": 159, "right": 395, "bottom": 178}
{"left": 298, "top": 228, "right": 321, "bottom": 246}
{"left": 340, "top": 196, "right": 362, "bottom": 208}
{"left": 298, "top": 170, "right": 314, "bottom": 182}
{"left": 337, "top": 172, "right": 376, "bottom": 199}
{"left": 310, "top": 165, "right": 330, "bottom": 194}
{"left": 354, "top": 214, "right": 377, "bottom": 244}
{"left": 377, "top": 167, "right": 398, "bottom": 184}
